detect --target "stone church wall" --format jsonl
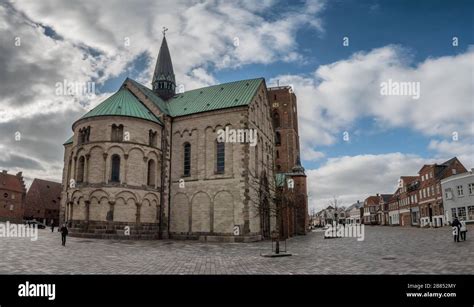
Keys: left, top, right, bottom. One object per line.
{"left": 60, "top": 116, "right": 165, "bottom": 239}
{"left": 169, "top": 83, "right": 276, "bottom": 241}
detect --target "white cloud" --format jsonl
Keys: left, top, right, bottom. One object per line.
{"left": 10, "top": 0, "right": 326, "bottom": 89}
{"left": 307, "top": 153, "right": 434, "bottom": 211}
{"left": 0, "top": 0, "right": 325, "bottom": 183}
{"left": 271, "top": 46, "right": 474, "bottom": 163}
{"left": 301, "top": 147, "right": 325, "bottom": 161}
{"left": 428, "top": 139, "right": 474, "bottom": 169}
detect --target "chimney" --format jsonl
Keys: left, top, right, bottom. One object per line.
{"left": 376, "top": 193, "right": 379, "bottom": 197}
{"left": 16, "top": 172, "right": 22, "bottom": 177}
{"left": 2, "top": 170, "right": 7, "bottom": 174}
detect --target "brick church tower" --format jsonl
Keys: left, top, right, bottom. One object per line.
{"left": 268, "top": 86, "right": 308, "bottom": 237}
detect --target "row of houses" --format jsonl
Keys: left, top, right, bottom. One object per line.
{"left": 311, "top": 203, "right": 360, "bottom": 227}
{"left": 312, "top": 157, "right": 474, "bottom": 228}
{"left": 0, "top": 170, "right": 62, "bottom": 225}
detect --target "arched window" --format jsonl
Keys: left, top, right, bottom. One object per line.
{"left": 275, "top": 132, "right": 281, "bottom": 146}
{"left": 149, "top": 130, "right": 157, "bottom": 147}
{"left": 78, "top": 127, "right": 90, "bottom": 145}
{"left": 147, "top": 159, "right": 156, "bottom": 186}
{"left": 110, "top": 155, "right": 121, "bottom": 182}
{"left": 183, "top": 142, "right": 191, "bottom": 177}
{"left": 111, "top": 124, "right": 124, "bottom": 142}
{"left": 273, "top": 111, "right": 280, "bottom": 128}
{"left": 216, "top": 141, "right": 225, "bottom": 174}
{"left": 77, "top": 156, "right": 85, "bottom": 183}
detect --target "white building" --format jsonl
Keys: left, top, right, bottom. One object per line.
{"left": 345, "top": 201, "right": 362, "bottom": 225}
{"left": 441, "top": 170, "right": 474, "bottom": 224}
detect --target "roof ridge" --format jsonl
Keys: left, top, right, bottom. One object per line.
{"left": 176, "top": 77, "right": 264, "bottom": 95}
{"left": 32, "top": 178, "right": 61, "bottom": 184}
{"left": 74, "top": 86, "right": 162, "bottom": 126}
{"left": 127, "top": 78, "right": 170, "bottom": 114}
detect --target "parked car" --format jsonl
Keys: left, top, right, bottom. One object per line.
{"left": 24, "top": 220, "right": 46, "bottom": 229}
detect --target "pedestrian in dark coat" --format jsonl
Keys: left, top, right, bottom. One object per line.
{"left": 452, "top": 217, "right": 461, "bottom": 242}
{"left": 60, "top": 223, "right": 69, "bottom": 246}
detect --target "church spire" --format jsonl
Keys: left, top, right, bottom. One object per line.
{"left": 152, "top": 27, "right": 176, "bottom": 100}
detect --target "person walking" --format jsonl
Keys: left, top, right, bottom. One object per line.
{"left": 460, "top": 218, "right": 467, "bottom": 241}
{"left": 452, "top": 216, "right": 461, "bottom": 242}
{"left": 51, "top": 219, "right": 55, "bottom": 232}
{"left": 60, "top": 223, "right": 69, "bottom": 246}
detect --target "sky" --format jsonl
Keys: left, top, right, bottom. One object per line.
{"left": 0, "top": 0, "right": 473, "bottom": 211}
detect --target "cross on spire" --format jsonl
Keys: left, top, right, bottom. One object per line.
{"left": 162, "top": 27, "right": 168, "bottom": 36}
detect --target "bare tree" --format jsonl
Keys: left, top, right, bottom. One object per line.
{"left": 328, "top": 196, "right": 342, "bottom": 225}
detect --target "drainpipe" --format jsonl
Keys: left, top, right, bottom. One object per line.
{"left": 167, "top": 118, "right": 173, "bottom": 236}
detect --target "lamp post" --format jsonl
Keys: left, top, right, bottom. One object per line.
{"left": 397, "top": 195, "right": 401, "bottom": 226}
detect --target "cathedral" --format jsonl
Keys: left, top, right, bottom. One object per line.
{"left": 59, "top": 33, "right": 308, "bottom": 242}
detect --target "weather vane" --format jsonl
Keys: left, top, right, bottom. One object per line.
{"left": 162, "top": 27, "right": 168, "bottom": 36}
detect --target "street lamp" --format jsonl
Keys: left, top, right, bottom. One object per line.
{"left": 397, "top": 195, "right": 401, "bottom": 226}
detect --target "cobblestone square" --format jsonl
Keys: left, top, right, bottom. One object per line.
{"left": 1, "top": 225, "right": 473, "bottom": 274}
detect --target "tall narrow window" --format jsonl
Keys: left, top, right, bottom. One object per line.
{"left": 147, "top": 159, "right": 156, "bottom": 186}
{"left": 67, "top": 159, "right": 72, "bottom": 184}
{"left": 216, "top": 141, "right": 225, "bottom": 174}
{"left": 183, "top": 142, "right": 191, "bottom": 177}
{"left": 111, "top": 124, "right": 124, "bottom": 142}
{"left": 275, "top": 132, "right": 281, "bottom": 146}
{"left": 255, "top": 144, "right": 259, "bottom": 177}
{"left": 111, "top": 155, "right": 121, "bottom": 182}
{"left": 273, "top": 111, "right": 280, "bottom": 128}
{"left": 78, "top": 126, "right": 90, "bottom": 145}
{"left": 149, "top": 130, "right": 157, "bottom": 147}
{"left": 276, "top": 150, "right": 279, "bottom": 159}
{"left": 77, "top": 156, "right": 85, "bottom": 183}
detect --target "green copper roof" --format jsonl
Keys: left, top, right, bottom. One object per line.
{"left": 78, "top": 87, "right": 162, "bottom": 124}
{"left": 127, "top": 78, "right": 170, "bottom": 115}
{"left": 128, "top": 77, "right": 264, "bottom": 117}
{"left": 63, "top": 136, "right": 73, "bottom": 145}
{"left": 167, "top": 78, "right": 264, "bottom": 117}
{"left": 70, "top": 77, "right": 263, "bottom": 144}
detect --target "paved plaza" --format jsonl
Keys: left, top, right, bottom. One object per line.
{"left": 0, "top": 225, "right": 473, "bottom": 274}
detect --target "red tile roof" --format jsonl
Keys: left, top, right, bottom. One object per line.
{"left": 400, "top": 175, "right": 418, "bottom": 182}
